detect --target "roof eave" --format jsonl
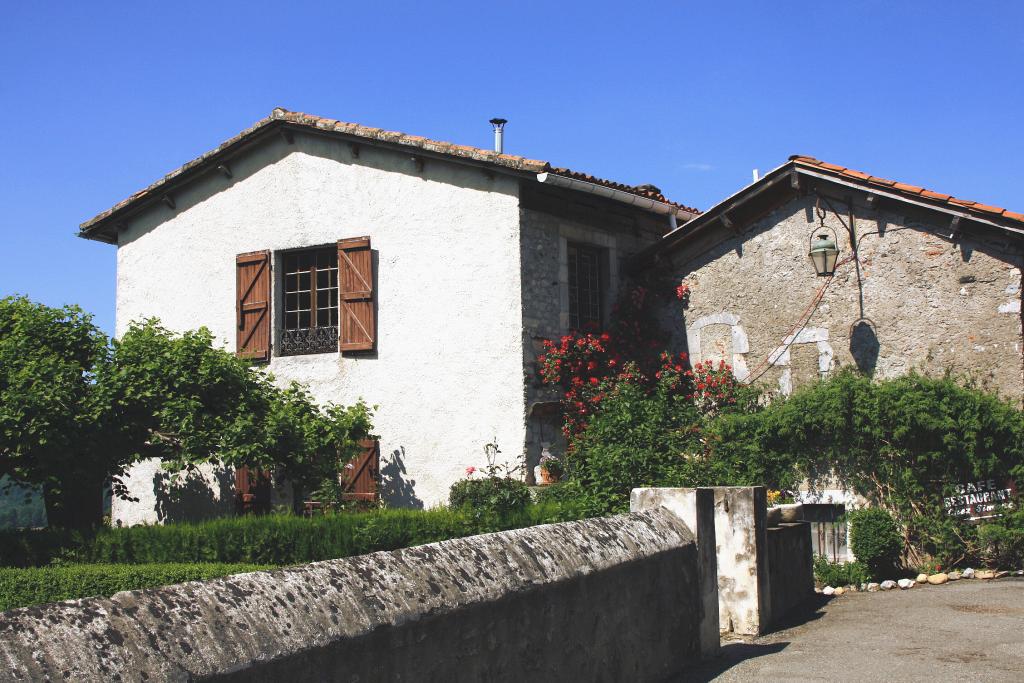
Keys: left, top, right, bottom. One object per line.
{"left": 639, "top": 160, "right": 1024, "bottom": 265}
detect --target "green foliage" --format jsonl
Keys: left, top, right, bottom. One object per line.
{"left": 813, "top": 555, "right": 870, "bottom": 586}
{"left": 0, "top": 296, "right": 374, "bottom": 527}
{"left": 0, "top": 296, "right": 109, "bottom": 528}
{"left": 0, "top": 562, "right": 270, "bottom": 611}
{"left": 99, "top": 320, "right": 375, "bottom": 504}
{"left": 849, "top": 508, "right": 903, "bottom": 577}
{"left": 976, "top": 510, "right": 1024, "bottom": 569}
{"left": 711, "top": 369, "right": 1024, "bottom": 565}
{"left": 563, "top": 366, "right": 770, "bottom": 515}
{"left": 448, "top": 478, "right": 531, "bottom": 519}
{"left": 0, "top": 527, "right": 86, "bottom": 567}
{"left": 0, "top": 504, "right": 581, "bottom": 567}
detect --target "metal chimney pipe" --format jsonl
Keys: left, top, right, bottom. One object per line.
{"left": 489, "top": 118, "right": 507, "bottom": 154}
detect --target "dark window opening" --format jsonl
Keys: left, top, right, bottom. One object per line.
{"left": 281, "top": 247, "right": 339, "bottom": 355}
{"left": 568, "top": 243, "right": 605, "bottom": 330}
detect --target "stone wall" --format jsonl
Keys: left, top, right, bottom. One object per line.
{"left": 0, "top": 511, "right": 704, "bottom": 682}
{"left": 766, "top": 520, "right": 816, "bottom": 627}
{"left": 518, "top": 183, "right": 669, "bottom": 473}
{"left": 632, "top": 486, "right": 815, "bottom": 636}
{"left": 664, "top": 194, "right": 1024, "bottom": 399}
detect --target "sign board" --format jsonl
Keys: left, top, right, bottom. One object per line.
{"left": 943, "top": 478, "right": 1017, "bottom": 521}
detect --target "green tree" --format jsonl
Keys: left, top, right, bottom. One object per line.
{"left": 0, "top": 297, "right": 373, "bottom": 530}
{"left": 0, "top": 297, "right": 108, "bottom": 529}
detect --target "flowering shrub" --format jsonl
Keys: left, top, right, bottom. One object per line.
{"left": 687, "top": 359, "right": 745, "bottom": 416}
{"left": 448, "top": 441, "right": 529, "bottom": 519}
{"left": 675, "top": 280, "right": 691, "bottom": 308}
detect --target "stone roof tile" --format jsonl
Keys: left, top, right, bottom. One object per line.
{"left": 81, "top": 108, "right": 697, "bottom": 236}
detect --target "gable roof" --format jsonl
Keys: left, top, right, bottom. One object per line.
{"left": 646, "top": 155, "right": 1024, "bottom": 260}
{"left": 79, "top": 108, "right": 699, "bottom": 242}
{"left": 790, "top": 155, "right": 1024, "bottom": 226}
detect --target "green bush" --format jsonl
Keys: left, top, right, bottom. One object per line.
{"left": 977, "top": 510, "right": 1024, "bottom": 569}
{"left": 1, "top": 503, "right": 580, "bottom": 567}
{"left": 564, "top": 369, "right": 778, "bottom": 516}
{"left": 813, "top": 555, "right": 870, "bottom": 587}
{"left": 448, "top": 477, "right": 531, "bottom": 519}
{"left": 0, "top": 562, "right": 269, "bottom": 612}
{"left": 0, "top": 527, "right": 86, "bottom": 568}
{"left": 707, "top": 370, "right": 1024, "bottom": 565}
{"left": 850, "top": 508, "right": 903, "bottom": 577}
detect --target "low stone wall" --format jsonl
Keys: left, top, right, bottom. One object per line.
{"left": 0, "top": 511, "right": 704, "bottom": 682}
{"left": 632, "top": 487, "right": 815, "bottom": 636}
{"left": 765, "top": 520, "right": 815, "bottom": 628}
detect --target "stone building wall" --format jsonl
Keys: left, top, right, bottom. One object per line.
{"left": 664, "top": 193, "right": 1024, "bottom": 400}
{"left": 518, "top": 184, "right": 670, "bottom": 471}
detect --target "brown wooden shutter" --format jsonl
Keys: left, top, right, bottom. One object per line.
{"left": 236, "top": 250, "right": 271, "bottom": 361}
{"left": 234, "top": 465, "right": 272, "bottom": 514}
{"left": 340, "top": 439, "right": 379, "bottom": 501}
{"left": 338, "top": 237, "right": 375, "bottom": 351}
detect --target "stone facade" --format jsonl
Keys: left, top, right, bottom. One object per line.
{"left": 105, "top": 126, "right": 676, "bottom": 522}
{"left": 663, "top": 193, "right": 1024, "bottom": 400}
{"left": 518, "top": 184, "right": 669, "bottom": 473}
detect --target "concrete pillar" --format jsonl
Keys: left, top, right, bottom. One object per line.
{"left": 711, "top": 486, "right": 769, "bottom": 636}
{"left": 631, "top": 487, "right": 720, "bottom": 659}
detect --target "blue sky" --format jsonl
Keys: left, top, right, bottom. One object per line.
{"left": 1, "top": 1, "right": 1021, "bottom": 334}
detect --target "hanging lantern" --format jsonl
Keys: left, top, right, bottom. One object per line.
{"left": 809, "top": 230, "right": 840, "bottom": 277}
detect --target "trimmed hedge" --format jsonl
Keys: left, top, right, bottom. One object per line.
{"left": 0, "top": 563, "right": 269, "bottom": 612}
{"left": 1, "top": 503, "right": 583, "bottom": 567}
{"left": 0, "top": 527, "right": 85, "bottom": 568}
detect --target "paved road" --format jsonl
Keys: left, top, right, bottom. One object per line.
{"left": 678, "top": 578, "right": 1024, "bottom": 682}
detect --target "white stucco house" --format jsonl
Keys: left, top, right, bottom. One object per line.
{"left": 80, "top": 108, "right": 699, "bottom": 524}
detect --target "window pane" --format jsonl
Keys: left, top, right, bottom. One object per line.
{"left": 279, "top": 247, "right": 340, "bottom": 354}
{"left": 567, "top": 243, "right": 603, "bottom": 331}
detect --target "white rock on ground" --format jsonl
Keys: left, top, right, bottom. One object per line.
{"left": 822, "top": 586, "right": 836, "bottom": 596}
{"left": 880, "top": 580, "right": 897, "bottom": 590}
{"left": 866, "top": 582, "right": 880, "bottom": 592}
{"left": 898, "top": 578, "right": 915, "bottom": 589}
{"left": 963, "top": 567, "right": 975, "bottom": 578}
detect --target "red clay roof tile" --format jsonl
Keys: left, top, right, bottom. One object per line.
{"left": 892, "top": 182, "right": 924, "bottom": 194}
{"left": 790, "top": 155, "right": 1023, "bottom": 229}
